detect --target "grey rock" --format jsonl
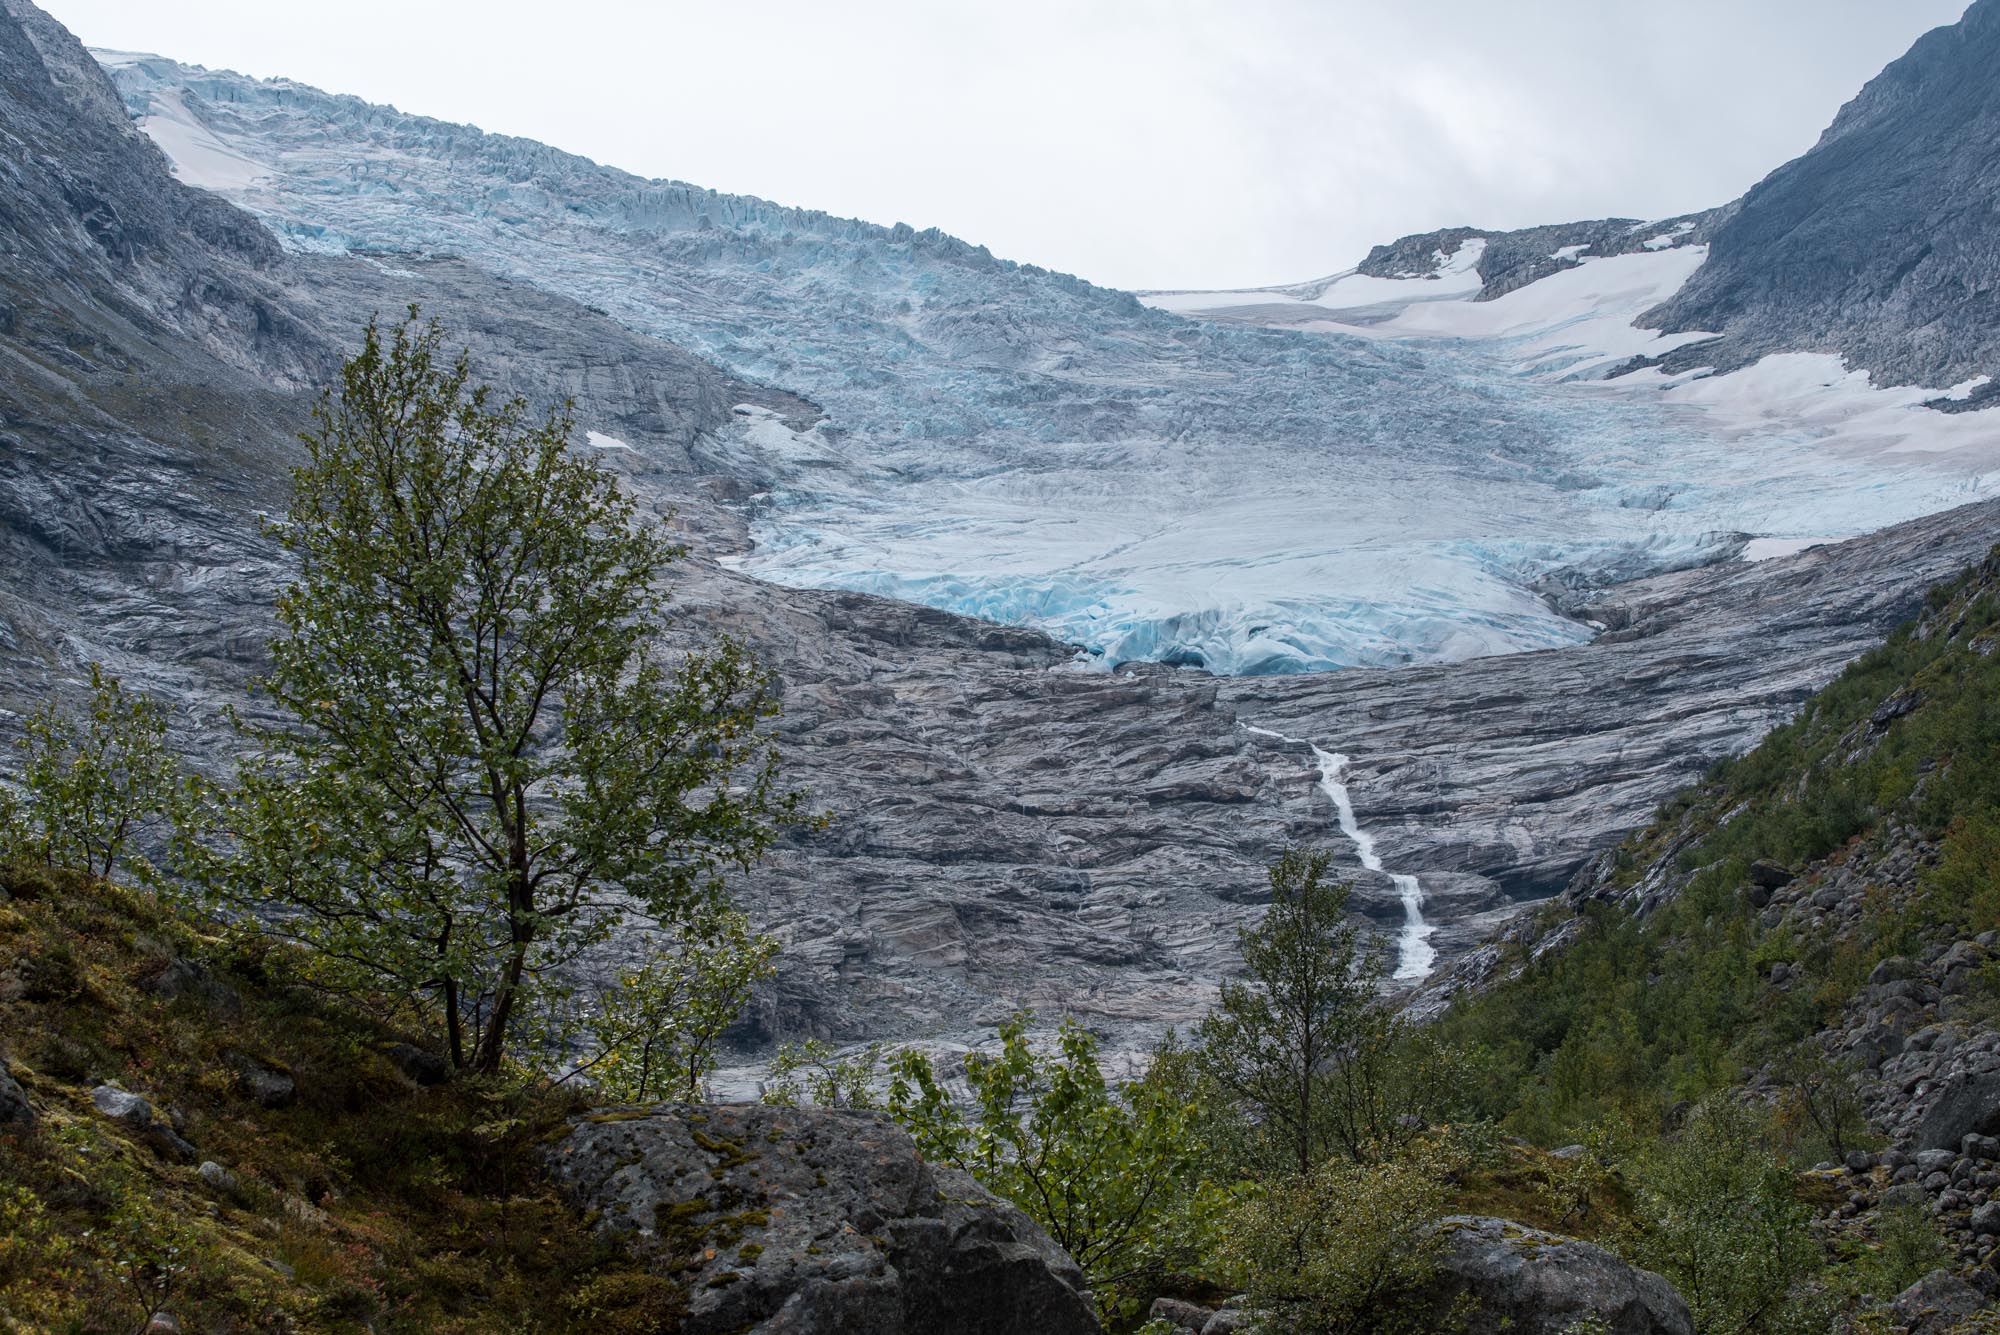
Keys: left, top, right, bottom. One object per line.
{"left": 1646, "top": 0, "right": 2000, "bottom": 391}
{"left": 1883, "top": 1183, "right": 1930, "bottom": 1211}
{"left": 1916, "top": 1149, "right": 1959, "bottom": 1176}
{"left": 1965, "top": 1134, "right": 2000, "bottom": 1161}
{"left": 1198, "top": 1311, "right": 1249, "bottom": 1335}
{"left": 90, "top": 1084, "right": 195, "bottom": 1161}
{"left": 0, "top": 1063, "right": 35, "bottom": 1130}
{"left": 1147, "top": 1297, "right": 1214, "bottom": 1330}
{"left": 1422, "top": 1216, "right": 1692, "bottom": 1335}
{"left": 226, "top": 1052, "right": 295, "bottom": 1109}
{"left": 1747, "top": 859, "right": 1795, "bottom": 890}
{"left": 1972, "top": 1201, "right": 2000, "bottom": 1236}
{"left": 197, "top": 1160, "right": 234, "bottom": 1190}
{"left": 544, "top": 1102, "right": 1098, "bottom": 1335}
{"left": 1913, "top": 1072, "right": 2000, "bottom": 1152}
{"left": 1892, "top": 1268, "right": 1987, "bottom": 1332}
{"left": 384, "top": 1043, "right": 452, "bottom": 1088}
{"left": 142, "top": 958, "right": 240, "bottom": 1013}
{"left": 1845, "top": 1150, "right": 1877, "bottom": 1174}
{"left": 1873, "top": 957, "right": 1918, "bottom": 986}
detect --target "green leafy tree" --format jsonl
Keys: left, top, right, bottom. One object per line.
{"left": 762, "top": 1039, "right": 884, "bottom": 1110}
{"left": 576, "top": 907, "right": 778, "bottom": 1102}
{"left": 5, "top": 664, "right": 186, "bottom": 881}
{"left": 1195, "top": 849, "right": 1390, "bottom": 1173}
{"left": 1773, "top": 1046, "right": 1873, "bottom": 1163}
{"left": 1623, "top": 1096, "right": 1829, "bottom": 1335}
{"left": 885, "top": 1016, "right": 1221, "bottom": 1318}
{"left": 216, "top": 311, "right": 800, "bottom": 1072}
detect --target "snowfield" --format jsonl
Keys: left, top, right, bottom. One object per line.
{"left": 100, "top": 52, "right": 2000, "bottom": 675}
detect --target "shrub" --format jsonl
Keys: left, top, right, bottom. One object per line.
{"left": 1219, "top": 1137, "right": 1465, "bottom": 1335}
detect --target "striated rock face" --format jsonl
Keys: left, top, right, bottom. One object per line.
{"left": 544, "top": 1102, "right": 1100, "bottom": 1335}
{"left": 1426, "top": 1216, "right": 1693, "bottom": 1335}
{"left": 1645, "top": 0, "right": 2000, "bottom": 391}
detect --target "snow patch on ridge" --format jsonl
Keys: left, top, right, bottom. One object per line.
{"left": 134, "top": 87, "right": 268, "bottom": 192}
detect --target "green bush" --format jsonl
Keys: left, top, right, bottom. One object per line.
{"left": 1620, "top": 1098, "right": 1829, "bottom": 1335}
{"left": 884, "top": 1015, "right": 1226, "bottom": 1322}
{"left": 1219, "top": 1137, "right": 1466, "bottom": 1335}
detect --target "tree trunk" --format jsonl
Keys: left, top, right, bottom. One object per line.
{"left": 444, "top": 976, "right": 465, "bottom": 1070}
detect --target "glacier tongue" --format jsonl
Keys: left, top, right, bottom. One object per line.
{"left": 97, "top": 54, "right": 2000, "bottom": 677}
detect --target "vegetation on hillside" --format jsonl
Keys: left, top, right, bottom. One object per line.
{"left": 0, "top": 863, "right": 677, "bottom": 1332}
{"left": 1437, "top": 551, "right": 2000, "bottom": 1141}
{"left": 0, "top": 312, "right": 800, "bottom": 1331}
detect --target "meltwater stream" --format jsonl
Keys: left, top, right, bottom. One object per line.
{"left": 1247, "top": 726, "right": 1438, "bottom": 981}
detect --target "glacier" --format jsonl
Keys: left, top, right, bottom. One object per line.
{"left": 98, "top": 53, "right": 2000, "bottom": 675}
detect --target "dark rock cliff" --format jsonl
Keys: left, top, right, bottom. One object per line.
{"left": 1644, "top": 0, "right": 2000, "bottom": 391}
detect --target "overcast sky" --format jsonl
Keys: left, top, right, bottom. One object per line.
{"left": 40, "top": 0, "right": 1971, "bottom": 291}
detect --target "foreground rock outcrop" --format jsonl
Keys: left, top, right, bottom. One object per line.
{"left": 1428, "top": 1216, "right": 1693, "bottom": 1335}
{"left": 545, "top": 1102, "right": 1100, "bottom": 1335}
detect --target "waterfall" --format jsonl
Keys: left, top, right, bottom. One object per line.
{"left": 1246, "top": 725, "right": 1437, "bottom": 980}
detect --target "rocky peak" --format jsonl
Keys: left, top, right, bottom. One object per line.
{"left": 1644, "top": 0, "right": 2000, "bottom": 390}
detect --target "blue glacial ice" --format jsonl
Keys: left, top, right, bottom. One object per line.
{"left": 100, "top": 54, "right": 2000, "bottom": 675}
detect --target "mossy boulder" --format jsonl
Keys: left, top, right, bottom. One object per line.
{"left": 1423, "top": 1215, "right": 1692, "bottom": 1335}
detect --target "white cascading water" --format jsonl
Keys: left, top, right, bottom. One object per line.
{"left": 1246, "top": 726, "right": 1437, "bottom": 980}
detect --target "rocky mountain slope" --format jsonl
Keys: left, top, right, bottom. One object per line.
{"left": 1645, "top": 0, "right": 2000, "bottom": 395}
{"left": 1413, "top": 545, "right": 2000, "bottom": 1316}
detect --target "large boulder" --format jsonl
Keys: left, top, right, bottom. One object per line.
{"left": 1892, "top": 1269, "right": 1987, "bottom": 1333}
{"left": 1424, "top": 1216, "right": 1693, "bottom": 1335}
{"left": 1912, "top": 1071, "right": 2000, "bottom": 1152}
{"left": 545, "top": 1102, "right": 1099, "bottom": 1335}
{"left": 90, "top": 1084, "right": 196, "bottom": 1161}
{"left": 0, "top": 1062, "right": 35, "bottom": 1130}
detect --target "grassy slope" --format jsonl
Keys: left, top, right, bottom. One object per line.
{"left": 0, "top": 865, "right": 680, "bottom": 1334}
{"left": 1437, "top": 547, "right": 2000, "bottom": 1143}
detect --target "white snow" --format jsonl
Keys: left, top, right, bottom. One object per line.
{"left": 1642, "top": 221, "right": 1698, "bottom": 250}
{"left": 135, "top": 88, "right": 268, "bottom": 192}
{"left": 1142, "top": 239, "right": 1487, "bottom": 316}
{"left": 1307, "top": 237, "right": 1489, "bottom": 308}
{"left": 1246, "top": 724, "right": 1436, "bottom": 981}
{"left": 1324, "top": 246, "right": 1716, "bottom": 376}
{"left": 1551, "top": 244, "right": 1590, "bottom": 262}
{"left": 1641, "top": 353, "right": 2000, "bottom": 462}
{"left": 584, "top": 431, "right": 632, "bottom": 450}
{"left": 88, "top": 48, "right": 155, "bottom": 69}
